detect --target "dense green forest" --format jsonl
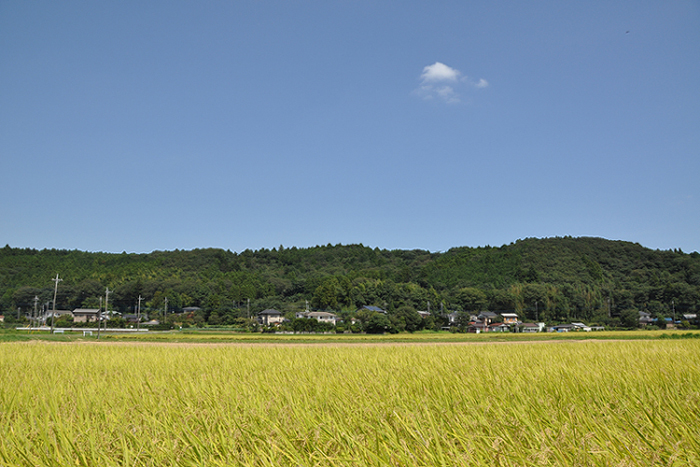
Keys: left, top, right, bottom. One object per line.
{"left": 1, "top": 237, "right": 699, "bottom": 328}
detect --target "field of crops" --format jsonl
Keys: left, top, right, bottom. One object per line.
{"left": 5, "top": 327, "right": 696, "bottom": 344}
{"left": 1, "top": 339, "right": 699, "bottom": 466}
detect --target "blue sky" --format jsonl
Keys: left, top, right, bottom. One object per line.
{"left": 1, "top": 1, "right": 699, "bottom": 254}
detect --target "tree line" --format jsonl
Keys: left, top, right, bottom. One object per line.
{"left": 1, "top": 237, "right": 698, "bottom": 329}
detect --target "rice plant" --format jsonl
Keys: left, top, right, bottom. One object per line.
{"left": 0, "top": 340, "right": 698, "bottom": 466}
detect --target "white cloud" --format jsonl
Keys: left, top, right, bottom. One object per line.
{"left": 420, "top": 62, "right": 460, "bottom": 83}
{"left": 414, "top": 62, "right": 487, "bottom": 104}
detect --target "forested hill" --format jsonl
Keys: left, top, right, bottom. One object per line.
{"left": 1, "top": 237, "right": 698, "bottom": 325}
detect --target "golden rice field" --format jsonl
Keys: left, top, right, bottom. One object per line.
{"left": 1, "top": 339, "right": 699, "bottom": 466}
{"left": 38, "top": 328, "right": 694, "bottom": 344}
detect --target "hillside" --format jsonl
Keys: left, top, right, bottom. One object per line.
{"left": 1, "top": 238, "right": 698, "bottom": 326}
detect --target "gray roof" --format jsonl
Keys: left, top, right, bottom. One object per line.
{"left": 307, "top": 311, "right": 336, "bottom": 318}
{"left": 479, "top": 311, "right": 498, "bottom": 317}
{"left": 259, "top": 308, "right": 282, "bottom": 315}
{"left": 73, "top": 308, "right": 100, "bottom": 315}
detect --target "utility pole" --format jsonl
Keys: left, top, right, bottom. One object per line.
{"left": 51, "top": 274, "right": 63, "bottom": 333}
{"left": 97, "top": 296, "right": 102, "bottom": 339}
{"left": 247, "top": 298, "right": 250, "bottom": 319}
{"left": 33, "top": 296, "right": 39, "bottom": 327}
{"left": 137, "top": 295, "right": 143, "bottom": 331}
{"left": 164, "top": 297, "right": 168, "bottom": 322}
{"left": 105, "top": 287, "right": 111, "bottom": 329}
{"left": 535, "top": 301, "right": 538, "bottom": 322}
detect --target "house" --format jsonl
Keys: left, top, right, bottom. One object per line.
{"left": 500, "top": 313, "right": 519, "bottom": 324}
{"left": 571, "top": 322, "right": 592, "bottom": 332}
{"left": 639, "top": 311, "right": 654, "bottom": 326}
{"left": 446, "top": 311, "right": 460, "bottom": 326}
{"left": 123, "top": 313, "right": 148, "bottom": 323}
{"left": 304, "top": 311, "right": 337, "bottom": 325}
{"left": 417, "top": 310, "right": 431, "bottom": 319}
{"left": 258, "top": 309, "right": 284, "bottom": 326}
{"left": 467, "top": 322, "right": 488, "bottom": 333}
{"left": 521, "top": 323, "right": 540, "bottom": 333}
{"left": 489, "top": 323, "right": 510, "bottom": 332}
{"left": 72, "top": 309, "right": 100, "bottom": 323}
{"left": 358, "top": 305, "right": 386, "bottom": 314}
{"left": 478, "top": 311, "right": 498, "bottom": 324}
{"left": 552, "top": 324, "right": 575, "bottom": 332}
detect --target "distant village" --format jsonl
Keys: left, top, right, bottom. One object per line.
{"left": 7, "top": 302, "right": 696, "bottom": 334}
{"left": 258, "top": 306, "right": 605, "bottom": 333}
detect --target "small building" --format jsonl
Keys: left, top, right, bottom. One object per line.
{"left": 72, "top": 309, "right": 100, "bottom": 323}
{"left": 489, "top": 323, "right": 510, "bottom": 332}
{"left": 500, "top": 313, "right": 519, "bottom": 324}
{"left": 467, "top": 322, "right": 488, "bottom": 333}
{"left": 639, "top": 311, "right": 653, "bottom": 326}
{"left": 447, "top": 311, "right": 460, "bottom": 326}
{"left": 304, "top": 311, "right": 337, "bottom": 325}
{"left": 521, "top": 323, "right": 540, "bottom": 333}
{"left": 478, "top": 311, "right": 499, "bottom": 324}
{"left": 123, "top": 313, "right": 148, "bottom": 323}
{"left": 571, "top": 322, "right": 591, "bottom": 332}
{"left": 417, "top": 310, "right": 431, "bottom": 319}
{"left": 552, "top": 324, "right": 575, "bottom": 332}
{"left": 258, "top": 309, "right": 284, "bottom": 326}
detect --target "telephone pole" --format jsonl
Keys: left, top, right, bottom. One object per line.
{"left": 672, "top": 300, "right": 676, "bottom": 324}
{"left": 137, "top": 295, "right": 143, "bottom": 330}
{"left": 105, "top": 287, "right": 111, "bottom": 328}
{"left": 97, "top": 296, "right": 102, "bottom": 339}
{"left": 33, "top": 296, "right": 39, "bottom": 327}
{"left": 51, "top": 274, "right": 63, "bottom": 333}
